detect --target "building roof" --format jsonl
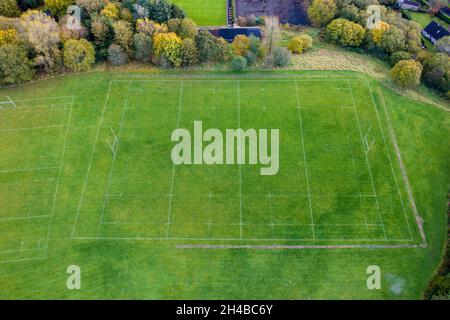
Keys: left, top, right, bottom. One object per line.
{"left": 423, "top": 21, "right": 450, "bottom": 41}
{"left": 209, "top": 27, "right": 262, "bottom": 42}
{"left": 441, "top": 7, "right": 450, "bottom": 16}
{"left": 402, "top": 0, "right": 419, "bottom": 7}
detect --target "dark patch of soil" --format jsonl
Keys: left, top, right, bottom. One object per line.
{"left": 235, "top": 0, "right": 310, "bottom": 25}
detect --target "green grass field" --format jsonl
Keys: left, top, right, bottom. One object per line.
{"left": 0, "top": 71, "right": 448, "bottom": 299}
{"left": 172, "top": 0, "right": 227, "bottom": 26}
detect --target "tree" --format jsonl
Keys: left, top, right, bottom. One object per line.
{"left": 379, "top": 26, "right": 406, "bottom": 54}
{"left": 370, "top": 21, "right": 389, "bottom": 45}
{"left": 152, "top": 32, "right": 183, "bottom": 66}
{"left": 107, "top": 44, "right": 128, "bottom": 66}
{"left": 63, "top": 39, "right": 95, "bottom": 72}
{"left": 101, "top": 2, "right": 120, "bottom": 19}
{"left": 418, "top": 52, "right": 450, "bottom": 94}
{"left": 44, "top": 0, "right": 73, "bottom": 17}
{"left": 20, "top": 10, "right": 62, "bottom": 73}
{"left": 436, "top": 36, "right": 450, "bottom": 55}
{"left": 170, "top": 3, "right": 186, "bottom": 19}
{"left": 390, "top": 59, "right": 422, "bottom": 87}
{"left": 181, "top": 38, "right": 198, "bottom": 66}
{"left": 248, "top": 35, "right": 264, "bottom": 59}
{"left": 288, "top": 35, "right": 313, "bottom": 54}
{"left": 217, "top": 37, "right": 232, "bottom": 61}
{"left": 178, "top": 18, "right": 197, "bottom": 39}
{"left": 113, "top": 20, "right": 134, "bottom": 56}
{"left": 262, "top": 16, "right": 281, "bottom": 54}
{"left": 75, "top": 0, "right": 106, "bottom": 14}
{"left": 338, "top": 4, "right": 360, "bottom": 23}
{"left": 389, "top": 51, "right": 411, "bottom": 66}
{"left": 18, "top": 0, "right": 44, "bottom": 11}
{"left": 326, "top": 18, "right": 365, "bottom": 47}
{"left": 230, "top": 56, "right": 247, "bottom": 71}
{"left": 136, "top": 18, "right": 168, "bottom": 36}
{"left": 91, "top": 16, "right": 113, "bottom": 46}
{"left": 231, "top": 35, "right": 251, "bottom": 56}
{"left": 133, "top": 32, "right": 152, "bottom": 62}
{"left": 167, "top": 18, "right": 197, "bottom": 39}
{"left": 0, "top": 44, "right": 34, "bottom": 85}
{"left": 0, "top": 0, "right": 21, "bottom": 17}
{"left": 428, "top": 0, "right": 447, "bottom": 15}
{"left": 195, "top": 30, "right": 222, "bottom": 63}
{"left": 404, "top": 21, "right": 422, "bottom": 54}
{"left": 149, "top": 0, "right": 172, "bottom": 23}
{"left": 308, "top": 0, "right": 337, "bottom": 27}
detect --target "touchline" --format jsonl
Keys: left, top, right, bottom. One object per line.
{"left": 171, "top": 121, "right": 279, "bottom": 176}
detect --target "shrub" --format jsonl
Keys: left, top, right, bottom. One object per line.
{"left": 308, "top": 0, "right": 337, "bottom": 27}
{"left": 231, "top": 35, "right": 251, "bottom": 56}
{"left": 236, "top": 16, "right": 247, "bottom": 27}
{"left": 389, "top": 51, "right": 411, "bottom": 66}
{"left": 195, "top": 30, "right": 222, "bottom": 63}
{"left": 63, "top": 39, "right": 95, "bottom": 72}
{"left": 265, "top": 47, "right": 291, "bottom": 67}
{"left": 230, "top": 55, "right": 247, "bottom": 71}
{"left": 152, "top": 32, "right": 183, "bottom": 67}
{"left": 288, "top": 34, "right": 313, "bottom": 54}
{"left": 326, "top": 18, "right": 365, "bottom": 47}
{"left": 107, "top": 44, "right": 128, "bottom": 66}
{"left": 133, "top": 32, "right": 152, "bottom": 62}
{"left": 0, "top": 44, "right": 34, "bottom": 85}
{"left": 181, "top": 37, "right": 198, "bottom": 66}
{"left": 390, "top": 59, "right": 422, "bottom": 87}
{"left": 436, "top": 36, "right": 450, "bottom": 55}
{"left": 0, "top": 0, "right": 21, "bottom": 17}
{"left": 0, "top": 29, "right": 18, "bottom": 46}
{"left": 44, "top": 0, "right": 73, "bottom": 17}
{"left": 112, "top": 20, "right": 134, "bottom": 55}
{"left": 245, "top": 51, "right": 257, "bottom": 66}
{"left": 247, "top": 14, "right": 257, "bottom": 26}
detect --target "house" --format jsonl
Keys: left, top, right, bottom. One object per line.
{"left": 422, "top": 21, "right": 450, "bottom": 44}
{"left": 208, "top": 27, "right": 262, "bottom": 42}
{"left": 397, "top": 0, "right": 420, "bottom": 11}
{"left": 440, "top": 7, "right": 450, "bottom": 17}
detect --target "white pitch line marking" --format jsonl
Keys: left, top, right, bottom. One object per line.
{"left": 44, "top": 98, "right": 74, "bottom": 257}
{"left": 72, "top": 82, "right": 113, "bottom": 238}
{"left": 295, "top": 80, "right": 316, "bottom": 239}
{"left": 96, "top": 81, "right": 131, "bottom": 237}
{"left": 348, "top": 80, "right": 387, "bottom": 240}
{"left": 237, "top": 80, "right": 243, "bottom": 240}
{"left": 166, "top": 82, "right": 184, "bottom": 238}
